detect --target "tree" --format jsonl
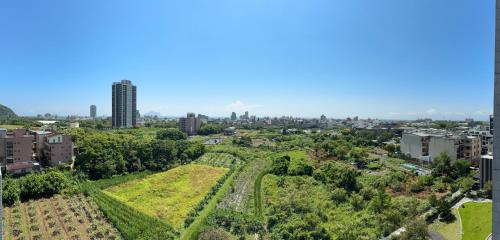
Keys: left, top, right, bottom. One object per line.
{"left": 198, "top": 124, "right": 224, "bottom": 135}
{"left": 233, "top": 136, "right": 252, "bottom": 147}
{"left": 270, "top": 156, "right": 291, "bottom": 176}
{"left": 349, "top": 147, "right": 369, "bottom": 168}
{"left": 369, "top": 190, "right": 391, "bottom": 213}
{"left": 350, "top": 193, "right": 364, "bottom": 211}
{"left": 314, "top": 162, "right": 359, "bottom": 192}
{"left": 432, "top": 152, "right": 451, "bottom": 177}
{"left": 428, "top": 194, "right": 439, "bottom": 207}
{"left": 451, "top": 160, "right": 471, "bottom": 179}
{"left": 156, "top": 128, "right": 187, "bottom": 140}
{"left": 399, "top": 218, "right": 430, "bottom": 240}
{"left": 437, "top": 200, "right": 453, "bottom": 222}
{"left": 458, "top": 177, "right": 474, "bottom": 192}
{"left": 331, "top": 188, "right": 348, "bottom": 204}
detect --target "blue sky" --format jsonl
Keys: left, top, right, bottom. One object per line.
{"left": 0, "top": 0, "right": 495, "bottom": 120}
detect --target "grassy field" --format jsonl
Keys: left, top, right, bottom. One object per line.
{"left": 429, "top": 208, "right": 461, "bottom": 240}
{"left": 104, "top": 164, "right": 228, "bottom": 229}
{"left": 0, "top": 124, "right": 23, "bottom": 130}
{"left": 460, "top": 202, "right": 492, "bottom": 240}
{"left": 3, "top": 195, "right": 121, "bottom": 240}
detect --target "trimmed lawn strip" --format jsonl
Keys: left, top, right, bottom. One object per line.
{"left": 460, "top": 202, "right": 492, "bottom": 240}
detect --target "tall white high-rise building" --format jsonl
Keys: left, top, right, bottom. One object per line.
{"left": 493, "top": 1, "right": 500, "bottom": 239}
{"left": 112, "top": 80, "right": 137, "bottom": 128}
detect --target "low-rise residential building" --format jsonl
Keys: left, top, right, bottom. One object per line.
{"left": 0, "top": 129, "right": 74, "bottom": 173}
{"left": 43, "top": 133, "right": 74, "bottom": 166}
{"left": 401, "top": 130, "right": 480, "bottom": 163}
{"left": 0, "top": 129, "right": 36, "bottom": 173}
{"left": 400, "top": 132, "right": 431, "bottom": 161}
{"left": 32, "top": 130, "right": 52, "bottom": 161}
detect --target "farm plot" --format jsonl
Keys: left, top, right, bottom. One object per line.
{"left": 3, "top": 194, "right": 121, "bottom": 240}
{"left": 217, "top": 158, "right": 270, "bottom": 214}
{"left": 195, "top": 152, "right": 241, "bottom": 168}
{"left": 103, "top": 164, "right": 228, "bottom": 229}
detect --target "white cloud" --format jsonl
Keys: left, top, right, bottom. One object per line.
{"left": 225, "top": 100, "right": 260, "bottom": 113}
{"left": 425, "top": 108, "right": 437, "bottom": 115}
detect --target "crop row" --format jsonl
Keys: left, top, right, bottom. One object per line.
{"left": 91, "top": 190, "right": 177, "bottom": 240}
{"left": 3, "top": 194, "right": 120, "bottom": 240}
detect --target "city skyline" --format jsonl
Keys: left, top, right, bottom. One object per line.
{"left": 0, "top": 0, "right": 495, "bottom": 120}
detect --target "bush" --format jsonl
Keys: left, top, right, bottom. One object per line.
{"left": 3, "top": 177, "right": 21, "bottom": 206}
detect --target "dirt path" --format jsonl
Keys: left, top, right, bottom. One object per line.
{"left": 429, "top": 230, "right": 445, "bottom": 240}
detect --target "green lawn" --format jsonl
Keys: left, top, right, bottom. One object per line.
{"left": 429, "top": 208, "right": 461, "bottom": 240}
{"left": 460, "top": 202, "right": 492, "bottom": 240}
{"left": 103, "top": 164, "right": 229, "bottom": 229}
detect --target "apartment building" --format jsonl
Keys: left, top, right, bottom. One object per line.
{"left": 90, "top": 105, "right": 97, "bottom": 118}
{"left": 401, "top": 130, "right": 480, "bottom": 163}
{"left": 179, "top": 113, "right": 202, "bottom": 135}
{"left": 112, "top": 80, "right": 137, "bottom": 128}
{"left": 43, "top": 133, "right": 74, "bottom": 166}
{"left": 0, "top": 129, "right": 36, "bottom": 174}
{"left": 466, "top": 127, "right": 493, "bottom": 154}
{"left": 400, "top": 132, "right": 431, "bottom": 161}
{"left": 428, "top": 135, "right": 481, "bottom": 163}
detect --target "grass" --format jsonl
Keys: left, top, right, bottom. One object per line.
{"left": 103, "top": 164, "right": 228, "bottom": 229}
{"left": 428, "top": 208, "right": 461, "bottom": 240}
{"left": 0, "top": 124, "right": 23, "bottom": 130}
{"left": 181, "top": 166, "right": 240, "bottom": 240}
{"left": 460, "top": 202, "right": 492, "bottom": 240}
{"left": 253, "top": 169, "right": 268, "bottom": 219}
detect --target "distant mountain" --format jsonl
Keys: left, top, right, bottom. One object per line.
{"left": 0, "top": 104, "right": 17, "bottom": 119}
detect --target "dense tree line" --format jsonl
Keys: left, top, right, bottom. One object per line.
{"left": 70, "top": 128, "right": 205, "bottom": 180}
{"left": 198, "top": 124, "right": 224, "bottom": 135}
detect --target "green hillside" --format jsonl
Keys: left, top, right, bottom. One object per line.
{"left": 0, "top": 104, "right": 17, "bottom": 119}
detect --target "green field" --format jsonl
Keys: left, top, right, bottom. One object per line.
{"left": 104, "top": 164, "right": 229, "bottom": 229}
{"left": 460, "top": 202, "right": 492, "bottom": 240}
{"left": 429, "top": 208, "right": 461, "bottom": 240}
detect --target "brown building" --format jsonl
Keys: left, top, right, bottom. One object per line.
{"left": 43, "top": 133, "right": 74, "bottom": 166}
{"left": 0, "top": 129, "right": 36, "bottom": 173}
{"left": 179, "top": 113, "right": 202, "bottom": 135}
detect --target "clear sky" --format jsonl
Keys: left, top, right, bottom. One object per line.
{"left": 0, "top": 0, "right": 495, "bottom": 120}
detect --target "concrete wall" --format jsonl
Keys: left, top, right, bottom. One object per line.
{"left": 493, "top": 1, "right": 500, "bottom": 238}
{"left": 429, "top": 137, "right": 458, "bottom": 162}
{"left": 400, "top": 133, "right": 424, "bottom": 159}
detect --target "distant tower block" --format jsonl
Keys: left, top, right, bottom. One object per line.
{"left": 90, "top": 105, "right": 97, "bottom": 118}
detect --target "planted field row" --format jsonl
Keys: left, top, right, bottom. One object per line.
{"left": 91, "top": 190, "right": 177, "bottom": 240}
{"left": 3, "top": 195, "right": 120, "bottom": 240}
{"left": 195, "top": 152, "right": 241, "bottom": 168}
{"left": 217, "top": 158, "right": 270, "bottom": 215}
{"left": 103, "top": 164, "right": 228, "bottom": 229}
